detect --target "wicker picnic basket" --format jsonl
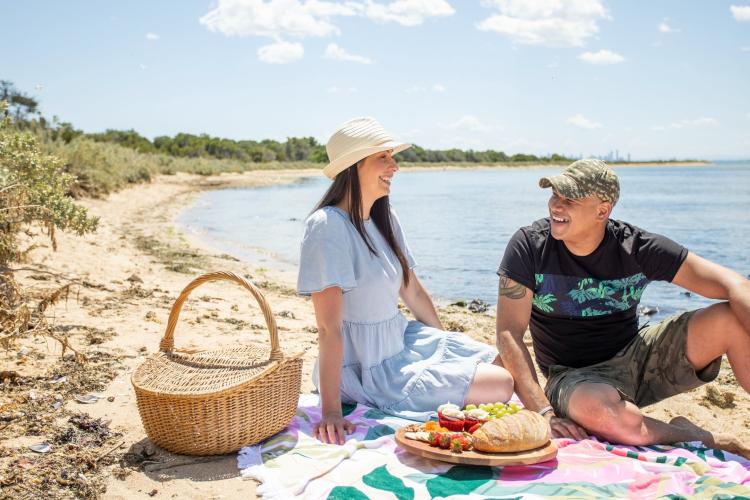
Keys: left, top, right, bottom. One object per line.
{"left": 131, "top": 271, "right": 303, "bottom": 456}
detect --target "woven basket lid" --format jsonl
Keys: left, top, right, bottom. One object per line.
{"left": 131, "top": 272, "right": 293, "bottom": 398}
{"left": 132, "top": 344, "right": 282, "bottom": 397}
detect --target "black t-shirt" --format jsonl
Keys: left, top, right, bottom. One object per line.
{"left": 497, "top": 218, "right": 688, "bottom": 376}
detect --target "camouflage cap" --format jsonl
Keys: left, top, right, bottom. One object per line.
{"left": 539, "top": 159, "right": 620, "bottom": 205}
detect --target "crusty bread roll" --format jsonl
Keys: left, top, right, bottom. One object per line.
{"left": 472, "top": 409, "right": 551, "bottom": 453}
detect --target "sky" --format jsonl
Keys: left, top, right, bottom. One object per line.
{"left": 2, "top": 0, "right": 749, "bottom": 160}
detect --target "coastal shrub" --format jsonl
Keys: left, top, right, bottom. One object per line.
{"left": 0, "top": 100, "right": 98, "bottom": 355}
{"left": 0, "top": 101, "right": 98, "bottom": 265}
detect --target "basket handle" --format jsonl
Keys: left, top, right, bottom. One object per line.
{"left": 159, "top": 271, "right": 283, "bottom": 361}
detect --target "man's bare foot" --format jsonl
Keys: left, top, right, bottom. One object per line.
{"left": 670, "top": 416, "right": 750, "bottom": 460}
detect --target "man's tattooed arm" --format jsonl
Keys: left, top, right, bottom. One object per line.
{"left": 498, "top": 275, "right": 527, "bottom": 299}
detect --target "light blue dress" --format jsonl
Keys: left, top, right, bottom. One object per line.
{"left": 297, "top": 206, "right": 495, "bottom": 421}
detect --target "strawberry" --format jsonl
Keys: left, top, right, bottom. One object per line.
{"left": 467, "top": 422, "right": 482, "bottom": 434}
{"left": 428, "top": 431, "right": 441, "bottom": 447}
{"left": 438, "top": 433, "right": 452, "bottom": 449}
{"left": 450, "top": 439, "right": 463, "bottom": 454}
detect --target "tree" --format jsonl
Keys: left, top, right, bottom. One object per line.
{"left": 0, "top": 80, "right": 40, "bottom": 122}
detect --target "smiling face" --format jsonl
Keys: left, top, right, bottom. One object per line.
{"left": 548, "top": 191, "right": 612, "bottom": 252}
{"left": 357, "top": 149, "right": 398, "bottom": 200}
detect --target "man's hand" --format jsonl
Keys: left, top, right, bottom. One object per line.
{"left": 547, "top": 413, "right": 589, "bottom": 440}
{"left": 313, "top": 412, "right": 357, "bottom": 445}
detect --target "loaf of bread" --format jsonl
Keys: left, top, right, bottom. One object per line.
{"left": 472, "top": 409, "right": 551, "bottom": 453}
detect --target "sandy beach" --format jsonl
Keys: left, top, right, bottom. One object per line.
{"left": 3, "top": 168, "right": 748, "bottom": 499}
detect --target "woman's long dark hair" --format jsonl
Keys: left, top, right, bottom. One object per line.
{"left": 314, "top": 163, "right": 410, "bottom": 287}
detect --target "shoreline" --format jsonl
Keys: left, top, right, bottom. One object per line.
{"left": 4, "top": 168, "right": 748, "bottom": 498}
{"left": 395, "top": 160, "right": 713, "bottom": 173}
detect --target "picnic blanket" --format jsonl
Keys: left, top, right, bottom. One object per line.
{"left": 238, "top": 395, "right": 750, "bottom": 499}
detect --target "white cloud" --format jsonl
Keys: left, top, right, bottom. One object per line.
{"left": 658, "top": 21, "right": 679, "bottom": 33}
{"left": 651, "top": 117, "right": 719, "bottom": 131}
{"left": 477, "top": 0, "right": 610, "bottom": 48}
{"left": 440, "top": 115, "right": 495, "bottom": 133}
{"left": 730, "top": 5, "right": 750, "bottom": 22}
{"left": 567, "top": 114, "right": 602, "bottom": 129}
{"left": 578, "top": 49, "right": 624, "bottom": 64}
{"left": 146, "top": 32, "right": 160, "bottom": 40}
{"left": 258, "top": 40, "right": 304, "bottom": 63}
{"left": 433, "top": 83, "right": 446, "bottom": 92}
{"left": 405, "top": 85, "right": 426, "bottom": 93}
{"left": 327, "top": 85, "right": 358, "bottom": 93}
{"left": 139, "top": 64, "right": 148, "bottom": 70}
{"left": 324, "top": 43, "right": 372, "bottom": 63}
{"left": 365, "top": 0, "right": 455, "bottom": 26}
{"left": 200, "top": 0, "right": 360, "bottom": 39}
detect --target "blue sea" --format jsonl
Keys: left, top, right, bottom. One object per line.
{"left": 177, "top": 161, "right": 750, "bottom": 323}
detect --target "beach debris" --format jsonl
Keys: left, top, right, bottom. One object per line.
{"left": 450, "top": 300, "right": 467, "bottom": 308}
{"left": 638, "top": 305, "right": 659, "bottom": 316}
{"left": 444, "top": 320, "right": 466, "bottom": 333}
{"left": 1, "top": 370, "right": 20, "bottom": 385}
{"left": 126, "top": 273, "right": 144, "bottom": 284}
{"left": 145, "top": 310, "right": 158, "bottom": 321}
{"left": 278, "top": 310, "right": 296, "bottom": 319}
{"left": 703, "top": 385, "right": 736, "bottom": 409}
{"left": 74, "top": 394, "right": 100, "bottom": 404}
{"left": 28, "top": 390, "right": 37, "bottom": 400}
{"left": 0, "top": 350, "right": 126, "bottom": 498}
{"left": 18, "top": 346, "right": 30, "bottom": 357}
{"left": 468, "top": 299, "right": 489, "bottom": 314}
{"left": 148, "top": 489, "right": 158, "bottom": 497}
{"left": 50, "top": 375, "right": 67, "bottom": 384}
{"left": 683, "top": 291, "right": 692, "bottom": 297}
{"left": 107, "top": 396, "right": 115, "bottom": 402}
{"left": 29, "top": 443, "right": 51, "bottom": 453}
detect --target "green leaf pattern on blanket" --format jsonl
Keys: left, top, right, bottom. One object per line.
{"left": 364, "top": 424, "right": 396, "bottom": 441}
{"left": 260, "top": 434, "right": 299, "bottom": 462}
{"left": 341, "top": 402, "right": 357, "bottom": 416}
{"left": 327, "top": 486, "right": 370, "bottom": 499}
{"left": 363, "top": 408, "right": 389, "bottom": 420}
{"left": 425, "top": 466, "right": 494, "bottom": 497}
{"left": 362, "top": 465, "right": 414, "bottom": 500}
{"left": 482, "top": 481, "right": 631, "bottom": 498}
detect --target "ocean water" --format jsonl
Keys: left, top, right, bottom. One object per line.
{"left": 177, "top": 161, "right": 750, "bottom": 323}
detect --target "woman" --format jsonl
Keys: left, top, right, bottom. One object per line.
{"left": 297, "top": 117, "right": 513, "bottom": 445}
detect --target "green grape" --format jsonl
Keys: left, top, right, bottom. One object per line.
{"left": 479, "top": 404, "right": 489, "bottom": 411}
{"left": 465, "top": 404, "right": 477, "bottom": 411}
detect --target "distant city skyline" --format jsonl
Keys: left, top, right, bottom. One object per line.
{"left": 2, "top": 1, "right": 749, "bottom": 160}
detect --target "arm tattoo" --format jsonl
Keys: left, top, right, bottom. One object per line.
{"left": 499, "top": 275, "right": 527, "bottom": 299}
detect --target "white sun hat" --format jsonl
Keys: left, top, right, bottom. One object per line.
{"left": 323, "top": 117, "right": 411, "bottom": 179}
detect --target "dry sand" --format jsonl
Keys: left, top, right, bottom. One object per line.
{"left": 2, "top": 168, "right": 748, "bottom": 498}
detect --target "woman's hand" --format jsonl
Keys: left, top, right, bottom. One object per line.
{"left": 313, "top": 411, "right": 357, "bottom": 445}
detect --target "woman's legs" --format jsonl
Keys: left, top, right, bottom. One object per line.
{"left": 464, "top": 362, "right": 514, "bottom": 405}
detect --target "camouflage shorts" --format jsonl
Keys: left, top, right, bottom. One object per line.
{"left": 544, "top": 310, "right": 722, "bottom": 418}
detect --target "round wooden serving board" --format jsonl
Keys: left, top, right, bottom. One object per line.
{"left": 395, "top": 428, "right": 558, "bottom": 466}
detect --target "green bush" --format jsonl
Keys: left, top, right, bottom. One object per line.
{"left": 0, "top": 101, "right": 98, "bottom": 266}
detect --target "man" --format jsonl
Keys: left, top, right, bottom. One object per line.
{"left": 495, "top": 159, "right": 750, "bottom": 457}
